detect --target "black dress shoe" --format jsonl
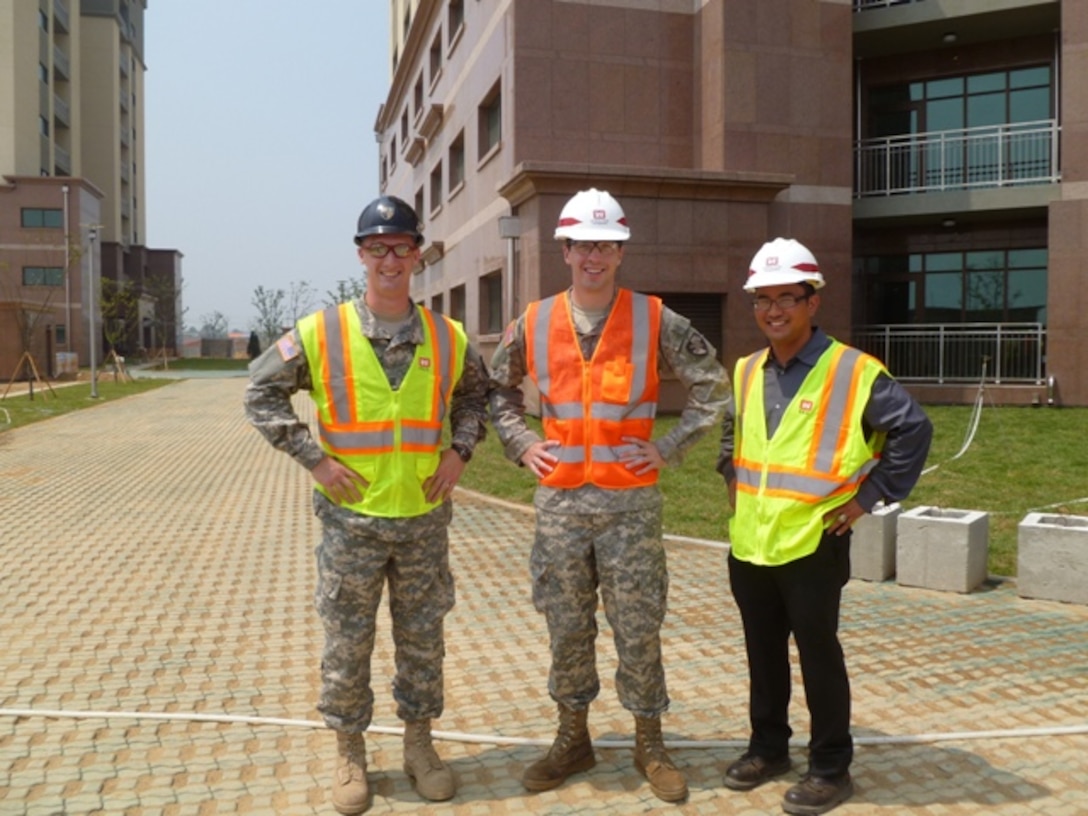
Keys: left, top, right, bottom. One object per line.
{"left": 722, "top": 753, "right": 792, "bottom": 791}
{"left": 783, "top": 772, "right": 854, "bottom": 815}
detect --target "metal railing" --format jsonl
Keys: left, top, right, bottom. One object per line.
{"left": 854, "top": 0, "right": 924, "bottom": 9}
{"left": 855, "top": 120, "right": 1060, "bottom": 197}
{"left": 853, "top": 323, "right": 1045, "bottom": 384}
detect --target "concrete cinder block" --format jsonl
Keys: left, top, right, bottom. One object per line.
{"left": 851, "top": 501, "right": 901, "bottom": 582}
{"left": 1018, "top": 513, "right": 1088, "bottom": 605}
{"left": 896, "top": 506, "right": 989, "bottom": 593}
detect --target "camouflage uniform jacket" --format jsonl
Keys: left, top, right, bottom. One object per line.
{"left": 245, "top": 298, "right": 489, "bottom": 512}
{"left": 489, "top": 289, "right": 731, "bottom": 514}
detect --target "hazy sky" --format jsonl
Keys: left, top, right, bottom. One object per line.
{"left": 144, "top": 2, "right": 389, "bottom": 333}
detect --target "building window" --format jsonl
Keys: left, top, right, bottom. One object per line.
{"left": 40, "top": 115, "right": 50, "bottom": 136}
{"left": 448, "top": 131, "right": 465, "bottom": 194}
{"left": 39, "top": 9, "right": 48, "bottom": 31}
{"left": 429, "top": 161, "right": 443, "bottom": 216}
{"left": 401, "top": 109, "right": 409, "bottom": 143}
{"left": 21, "top": 208, "right": 64, "bottom": 228}
{"left": 55, "top": 324, "right": 67, "bottom": 345}
{"left": 865, "top": 66, "right": 1054, "bottom": 190}
{"left": 23, "top": 267, "right": 65, "bottom": 286}
{"left": 414, "top": 74, "right": 424, "bottom": 119}
{"left": 39, "top": 62, "right": 48, "bottom": 83}
{"left": 431, "top": 294, "right": 443, "bottom": 313}
{"left": 415, "top": 187, "right": 425, "bottom": 223}
{"left": 390, "top": 134, "right": 397, "bottom": 168}
{"left": 449, "top": 284, "right": 466, "bottom": 323}
{"left": 857, "top": 248, "right": 1047, "bottom": 325}
{"left": 478, "top": 81, "right": 501, "bottom": 160}
{"left": 448, "top": 0, "right": 465, "bottom": 47}
{"left": 429, "top": 32, "right": 443, "bottom": 86}
{"left": 480, "top": 270, "right": 503, "bottom": 334}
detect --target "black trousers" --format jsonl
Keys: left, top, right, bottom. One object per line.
{"left": 728, "top": 532, "right": 853, "bottom": 778}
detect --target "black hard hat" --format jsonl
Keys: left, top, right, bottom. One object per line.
{"left": 354, "top": 196, "right": 423, "bottom": 245}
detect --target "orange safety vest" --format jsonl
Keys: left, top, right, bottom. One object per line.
{"left": 524, "top": 288, "right": 661, "bottom": 489}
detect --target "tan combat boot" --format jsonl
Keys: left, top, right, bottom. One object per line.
{"left": 331, "top": 731, "right": 369, "bottom": 815}
{"left": 522, "top": 703, "right": 596, "bottom": 792}
{"left": 403, "top": 719, "right": 456, "bottom": 801}
{"left": 633, "top": 715, "right": 688, "bottom": 802}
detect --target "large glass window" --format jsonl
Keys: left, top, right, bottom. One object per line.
{"left": 865, "top": 66, "right": 1053, "bottom": 190}
{"left": 858, "top": 248, "right": 1046, "bottom": 325}
{"left": 23, "top": 267, "right": 65, "bottom": 286}
{"left": 21, "top": 208, "right": 64, "bottom": 228}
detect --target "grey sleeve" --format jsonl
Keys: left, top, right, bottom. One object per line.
{"left": 855, "top": 373, "right": 934, "bottom": 511}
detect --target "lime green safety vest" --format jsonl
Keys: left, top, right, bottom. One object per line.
{"left": 728, "top": 341, "right": 886, "bottom": 566}
{"left": 297, "top": 302, "right": 467, "bottom": 518}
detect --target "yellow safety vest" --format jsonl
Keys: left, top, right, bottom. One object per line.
{"left": 728, "top": 341, "right": 886, "bottom": 565}
{"left": 297, "top": 302, "right": 466, "bottom": 518}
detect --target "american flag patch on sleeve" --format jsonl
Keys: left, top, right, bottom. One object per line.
{"left": 276, "top": 332, "right": 300, "bottom": 362}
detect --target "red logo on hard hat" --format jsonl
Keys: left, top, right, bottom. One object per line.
{"left": 593, "top": 208, "right": 606, "bottom": 222}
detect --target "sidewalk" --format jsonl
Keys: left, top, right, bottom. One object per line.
{"left": 1, "top": 378, "right": 1086, "bottom": 815}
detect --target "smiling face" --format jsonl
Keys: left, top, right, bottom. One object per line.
{"left": 357, "top": 233, "right": 420, "bottom": 312}
{"left": 752, "top": 283, "right": 820, "bottom": 360}
{"left": 563, "top": 240, "right": 624, "bottom": 307}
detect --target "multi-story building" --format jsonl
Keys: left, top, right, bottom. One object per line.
{"left": 377, "top": 0, "right": 1087, "bottom": 408}
{"left": 0, "top": 0, "right": 180, "bottom": 382}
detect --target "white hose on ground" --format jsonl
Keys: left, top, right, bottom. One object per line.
{"left": 920, "top": 373, "right": 986, "bottom": 477}
{"left": 1, "top": 708, "right": 1086, "bottom": 749}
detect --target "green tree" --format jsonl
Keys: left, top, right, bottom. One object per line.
{"left": 99, "top": 277, "right": 140, "bottom": 355}
{"left": 251, "top": 285, "right": 286, "bottom": 346}
{"left": 323, "top": 277, "right": 366, "bottom": 307}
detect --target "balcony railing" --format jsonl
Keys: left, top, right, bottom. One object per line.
{"left": 855, "top": 120, "right": 1060, "bottom": 197}
{"left": 853, "top": 323, "right": 1045, "bottom": 384}
{"left": 854, "top": 0, "right": 924, "bottom": 9}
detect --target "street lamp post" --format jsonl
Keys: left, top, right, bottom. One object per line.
{"left": 88, "top": 225, "right": 99, "bottom": 399}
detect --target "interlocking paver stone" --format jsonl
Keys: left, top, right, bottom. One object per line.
{"left": 1, "top": 377, "right": 1087, "bottom": 814}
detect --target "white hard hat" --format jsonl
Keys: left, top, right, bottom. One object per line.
{"left": 744, "top": 237, "right": 825, "bottom": 292}
{"left": 554, "top": 188, "right": 631, "bottom": 242}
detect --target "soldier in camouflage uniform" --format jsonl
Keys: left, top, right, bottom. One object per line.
{"left": 488, "top": 189, "right": 730, "bottom": 802}
{"left": 244, "top": 196, "right": 488, "bottom": 815}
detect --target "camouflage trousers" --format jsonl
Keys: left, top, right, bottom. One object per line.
{"left": 530, "top": 505, "right": 670, "bottom": 718}
{"left": 312, "top": 493, "right": 456, "bottom": 733}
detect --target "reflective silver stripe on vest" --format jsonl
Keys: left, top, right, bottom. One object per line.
{"left": 531, "top": 296, "right": 557, "bottom": 398}
{"left": 428, "top": 311, "right": 454, "bottom": 421}
{"left": 735, "top": 458, "right": 878, "bottom": 499}
{"left": 320, "top": 427, "right": 395, "bottom": 450}
{"left": 541, "top": 401, "right": 581, "bottom": 420}
{"left": 627, "top": 292, "right": 651, "bottom": 400}
{"left": 812, "top": 347, "right": 863, "bottom": 473}
{"left": 737, "top": 351, "right": 766, "bottom": 421}
{"left": 323, "top": 304, "right": 353, "bottom": 423}
{"left": 554, "top": 446, "right": 586, "bottom": 464}
{"left": 402, "top": 425, "right": 442, "bottom": 446}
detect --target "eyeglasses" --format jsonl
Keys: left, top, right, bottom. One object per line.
{"left": 567, "top": 240, "right": 621, "bottom": 257}
{"left": 362, "top": 242, "right": 415, "bottom": 259}
{"left": 752, "top": 293, "right": 809, "bottom": 312}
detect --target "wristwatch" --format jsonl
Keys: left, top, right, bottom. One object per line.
{"left": 451, "top": 442, "right": 473, "bottom": 463}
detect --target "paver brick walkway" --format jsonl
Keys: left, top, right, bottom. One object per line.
{"left": 1, "top": 378, "right": 1086, "bottom": 815}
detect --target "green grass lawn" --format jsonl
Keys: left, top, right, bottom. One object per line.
{"left": 6, "top": 370, "right": 1084, "bottom": 577}
{"left": 0, "top": 379, "right": 175, "bottom": 431}
{"left": 459, "top": 405, "right": 1088, "bottom": 577}
{"left": 147, "top": 357, "right": 250, "bottom": 371}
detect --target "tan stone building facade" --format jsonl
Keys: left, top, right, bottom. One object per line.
{"left": 0, "top": 0, "right": 180, "bottom": 382}
{"left": 378, "top": 0, "right": 1087, "bottom": 408}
